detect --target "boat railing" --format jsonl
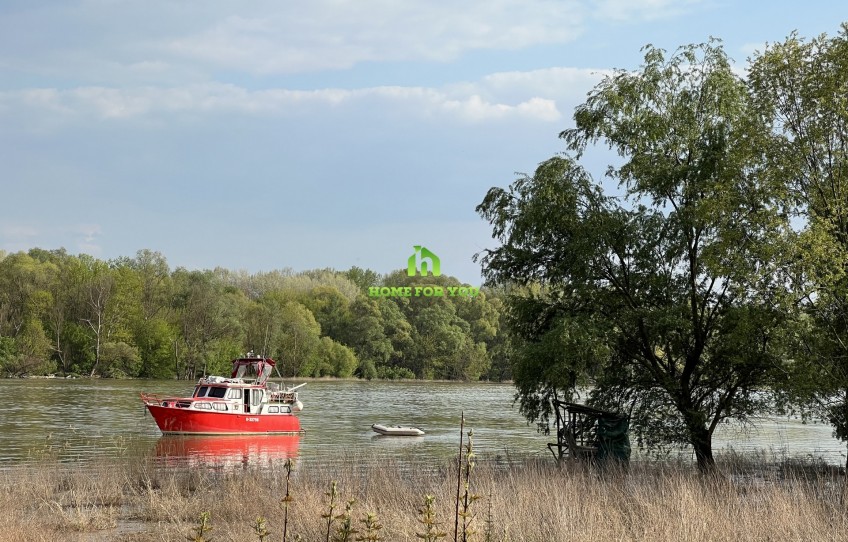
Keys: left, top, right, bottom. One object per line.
{"left": 140, "top": 392, "right": 166, "bottom": 405}
{"left": 270, "top": 391, "right": 298, "bottom": 403}
{"left": 141, "top": 393, "right": 233, "bottom": 410}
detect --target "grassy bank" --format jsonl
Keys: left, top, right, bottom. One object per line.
{"left": 0, "top": 454, "right": 846, "bottom": 541}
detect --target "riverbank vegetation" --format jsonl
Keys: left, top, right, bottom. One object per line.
{"left": 0, "top": 252, "right": 508, "bottom": 382}
{"left": 0, "top": 454, "right": 845, "bottom": 541}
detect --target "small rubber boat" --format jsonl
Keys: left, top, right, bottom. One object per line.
{"left": 371, "top": 423, "right": 425, "bottom": 436}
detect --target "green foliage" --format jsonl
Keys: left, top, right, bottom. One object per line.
{"left": 749, "top": 25, "right": 848, "bottom": 461}
{"left": 478, "top": 40, "right": 791, "bottom": 470}
{"left": 344, "top": 297, "right": 394, "bottom": 376}
{"left": 62, "top": 322, "right": 94, "bottom": 376}
{"left": 332, "top": 499, "right": 357, "bottom": 542}
{"left": 273, "top": 301, "right": 323, "bottom": 377}
{"left": 375, "top": 365, "right": 416, "bottom": 380}
{"left": 0, "top": 336, "right": 18, "bottom": 376}
{"left": 300, "top": 286, "right": 353, "bottom": 343}
{"left": 322, "top": 481, "right": 339, "bottom": 542}
{"left": 134, "top": 317, "right": 177, "bottom": 378}
{"left": 99, "top": 341, "right": 141, "bottom": 378}
{"left": 317, "top": 337, "right": 358, "bottom": 378}
{"left": 0, "top": 248, "right": 506, "bottom": 382}
{"left": 187, "top": 511, "right": 213, "bottom": 542}
{"left": 357, "top": 512, "right": 383, "bottom": 542}
{"left": 253, "top": 516, "right": 271, "bottom": 542}
{"left": 344, "top": 266, "right": 381, "bottom": 293}
{"left": 416, "top": 495, "right": 446, "bottom": 542}
{"left": 457, "top": 429, "right": 480, "bottom": 542}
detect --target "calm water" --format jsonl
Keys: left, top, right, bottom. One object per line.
{"left": 0, "top": 378, "right": 844, "bottom": 468}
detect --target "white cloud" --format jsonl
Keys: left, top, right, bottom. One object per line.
{"left": 0, "top": 1, "right": 588, "bottom": 82}
{"left": 2, "top": 77, "right": 574, "bottom": 125}
{"left": 163, "top": 1, "right": 586, "bottom": 74}
{"left": 477, "top": 67, "right": 611, "bottom": 101}
{"left": 0, "top": 64, "right": 614, "bottom": 130}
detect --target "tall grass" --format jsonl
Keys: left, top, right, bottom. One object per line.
{"left": 0, "top": 454, "right": 845, "bottom": 541}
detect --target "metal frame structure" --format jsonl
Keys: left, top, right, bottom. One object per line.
{"left": 547, "top": 400, "right": 626, "bottom": 462}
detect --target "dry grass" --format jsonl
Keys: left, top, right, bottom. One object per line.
{"left": 0, "top": 454, "right": 846, "bottom": 541}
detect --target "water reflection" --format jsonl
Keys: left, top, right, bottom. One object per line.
{"left": 154, "top": 434, "right": 300, "bottom": 469}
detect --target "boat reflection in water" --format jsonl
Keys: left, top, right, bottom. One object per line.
{"left": 154, "top": 434, "right": 300, "bottom": 469}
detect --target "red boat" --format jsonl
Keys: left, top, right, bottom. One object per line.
{"left": 141, "top": 355, "right": 304, "bottom": 435}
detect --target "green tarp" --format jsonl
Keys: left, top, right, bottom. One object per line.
{"left": 596, "top": 415, "right": 631, "bottom": 463}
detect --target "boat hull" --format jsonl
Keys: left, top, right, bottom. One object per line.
{"left": 145, "top": 403, "right": 301, "bottom": 435}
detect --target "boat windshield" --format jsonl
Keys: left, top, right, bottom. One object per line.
{"left": 195, "top": 386, "right": 209, "bottom": 397}
{"left": 207, "top": 387, "right": 227, "bottom": 398}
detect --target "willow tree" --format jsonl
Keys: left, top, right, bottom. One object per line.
{"left": 749, "top": 25, "right": 848, "bottom": 465}
{"left": 477, "top": 41, "right": 791, "bottom": 470}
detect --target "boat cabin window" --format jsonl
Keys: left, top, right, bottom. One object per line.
{"left": 252, "top": 390, "right": 262, "bottom": 406}
{"left": 207, "top": 387, "right": 227, "bottom": 399}
{"left": 268, "top": 406, "right": 279, "bottom": 413}
{"left": 226, "top": 389, "right": 242, "bottom": 399}
{"left": 213, "top": 403, "right": 227, "bottom": 411}
{"left": 195, "top": 386, "right": 209, "bottom": 397}
{"left": 196, "top": 402, "right": 212, "bottom": 410}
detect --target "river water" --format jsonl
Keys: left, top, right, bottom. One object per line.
{"left": 0, "top": 378, "right": 844, "bottom": 469}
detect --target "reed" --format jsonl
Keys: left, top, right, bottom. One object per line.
{"left": 0, "top": 454, "right": 846, "bottom": 541}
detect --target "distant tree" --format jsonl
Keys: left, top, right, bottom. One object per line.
{"left": 99, "top": 341, "right": 141, "bottom": 378}
{"left": 172, "top": 269, "right": 245, "bottom": 379}
{"left": 79, "top": 256, "right": 115, "bottom": 377}
{"left": 0, "top": 252, "right": 57, "bottom": 375}
{"left": 315, "top": 336, "right": 358, "bottom": 377}
{"left": 272, "top": 301, "right": 323, "bottom": 377}
{"left": 344, "top": 266, "right": 381, "bottom": 293}
{"left": 39, "top": 251, "right": 81, "bottom": 375}
{"left": 300, "top": 286, "right": 352, "bottom": 342}
{"left": 481, "top": 295, "right": 514, "bottom": 381}
{"left": 344, "top": 297, "right": 393, "bottom": 379}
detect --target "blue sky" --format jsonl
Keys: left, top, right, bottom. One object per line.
{"left": 1, "top": 1, "right": 845, "bottom": 284}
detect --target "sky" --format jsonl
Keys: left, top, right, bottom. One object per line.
{"left": 1, "top": 1, "right": 846, "bottom": 285}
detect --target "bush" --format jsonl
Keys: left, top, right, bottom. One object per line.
{"left": 375, "top": 365, "right": 416, "bottom": 380}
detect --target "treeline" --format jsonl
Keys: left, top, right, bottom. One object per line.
{"left": 0, "top": 248, "right": 511, "bottom": 381}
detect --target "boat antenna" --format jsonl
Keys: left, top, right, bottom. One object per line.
{"left": 274, "top": 361, "right": 285, "bottom": 384}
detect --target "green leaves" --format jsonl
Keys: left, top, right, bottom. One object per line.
{"left": 479, "top": 39, "right": 791, "bottom": 469}
{"left": 749, "top": 25, "right": 848, "bottom": 454}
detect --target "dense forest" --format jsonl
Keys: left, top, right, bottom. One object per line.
{"left": 0, "top": 248, "right": 511, "bottom": 381}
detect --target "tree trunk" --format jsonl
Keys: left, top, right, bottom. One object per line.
{"left": 690, "top": 425, "right": 715, "bottom": 473}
